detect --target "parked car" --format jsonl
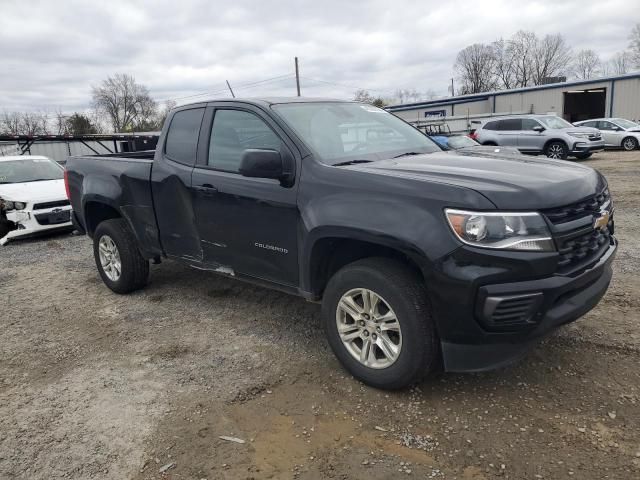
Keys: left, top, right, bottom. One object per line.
{"left": 66, "top": 98, "right": 616, "bottom": 390}
{"left": 430, "top": 133, "right": 525, "bottom": 160}
{"left": 473, "top": 114, "right": 605, "bottom": 159}
{"left": 0, "top": 155, "right": 72, "bottom": 245}
{"left": 573, "top": 118, "right": 640, "bottom": 151}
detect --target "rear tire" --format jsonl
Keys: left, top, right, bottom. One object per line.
{"left": 622, "top": 136, "right": 638, "bottom": 151}
{"left": 93, "top": 218, "right": 149, "bottom": 294}
{"left": 545, "top": 141, "right": 568, "bottom": 159}
{"left": 322, "top": 258, "right": 439, "bottom": 390}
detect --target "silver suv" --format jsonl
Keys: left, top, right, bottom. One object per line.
{"left": 473, "top": 114, "right": 605, "bottom": 159}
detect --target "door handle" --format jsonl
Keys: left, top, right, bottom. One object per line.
{"left": 193, "top": 184, "right": 218, "bottom": 196}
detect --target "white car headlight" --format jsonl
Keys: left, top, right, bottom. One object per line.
{"left": 2, "top": 201, "right": 26, "bottom": 211}
{"left": 445, "top": 209, "right": 554, "bottom": 251}
{"left": 569, "top": 132, "right": 591, "bottom": 139}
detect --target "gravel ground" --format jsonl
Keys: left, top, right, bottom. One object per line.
{"left": 1, "top": 150, "right": 639, "bottom": 480}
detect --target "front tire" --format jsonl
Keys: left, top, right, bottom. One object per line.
{"left": 622, "top": 136, "right": 638, "bottom": 151}
{"left": 545, "top": 141, "right": 568, "bottom": 159}
{"left": 322, "top": 258, "right": 439, "bottom": 390}
{"left": 574, "top": 152, "right": 592, "bottom": 160}
{"left": 93, "top": 219, "right": 149, "bottom": 294}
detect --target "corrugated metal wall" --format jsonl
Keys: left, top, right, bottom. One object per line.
{"left": 612, "top": 78, "right": 640, "bottom": 121}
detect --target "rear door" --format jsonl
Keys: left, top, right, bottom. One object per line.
{"left": 151, "top": 105, "right": 206, "bottom": 260}
{"left": 496, "top": 118, "right": 522, "bottom": 147}
{"left": 517, "top": 118, "right": 545, "bottom": 153}
{"left": 190, "top": 103, "right": 300, "bottom": 287}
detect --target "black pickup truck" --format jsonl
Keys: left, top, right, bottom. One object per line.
{"left": 65, "top": 98, "right": 616, "bottom": 389}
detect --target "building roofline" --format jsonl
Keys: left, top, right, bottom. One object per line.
{"left": 387, "top": 72, "right": 640, "bottom": 112}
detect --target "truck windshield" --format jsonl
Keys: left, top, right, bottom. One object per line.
{"left": 272, "top": 102, "right": 441, "bottom": 165}
{"left": 0, "top": 158, "right": 63, "bottom": 184}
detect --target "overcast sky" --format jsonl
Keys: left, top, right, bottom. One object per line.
{"left": 0, "top": 0, "right": 638, "bottom": 112}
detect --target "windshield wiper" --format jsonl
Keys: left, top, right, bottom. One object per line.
{"left": 393, "top": 151, "right": 423, "bottom": 158}
{"left": 333, "top": 159, "right": 374, "bottom": 167}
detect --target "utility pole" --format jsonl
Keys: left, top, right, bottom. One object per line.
{"left": 295, "top": 57, "right": 301, "bottom": 96}
{"left": 450, "top": 78, "right": 455, "bottom": 97}
{"left": 225, "top": 80, "right": 235, "bottom": 98}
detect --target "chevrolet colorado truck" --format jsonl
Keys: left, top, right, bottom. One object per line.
{"left": 65, "top": 98, "right": 617, "bottom": 389}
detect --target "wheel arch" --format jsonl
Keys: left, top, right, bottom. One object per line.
{"left": 304, "top": 230, "right": 429, "bottom": 300}
{"left": 543, "top": 138, "right": 569, "bottom": 152}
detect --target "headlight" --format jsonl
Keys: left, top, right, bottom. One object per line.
{"left": 569, "top": 132, "right": 591, "bottom": 139}
{"left": 2, "top": 201, "right": 26, "bottom": 210}
{"left": 445, "top": 209, "right": 554, "bottom": 251}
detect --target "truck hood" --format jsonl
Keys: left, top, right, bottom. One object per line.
{"left": 354, "top": 152, "right": 603, "bottom": 210}
{"left": 0, "top": 179, "right": 67, "bottom": 203}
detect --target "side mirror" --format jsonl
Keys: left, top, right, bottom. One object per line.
{"left": 533, "top": 125, "right": 545, "bottom": 132}
{"left": 239, "top": 149, "right": 284, "bottom": 180}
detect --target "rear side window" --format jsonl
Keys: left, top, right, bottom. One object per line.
{"left": 164, "top": 108, "right": 205, "bottom": 165}
{"left": 483, "top": 121, "right": 499, "bottom": 130}
{"left": 499, "top": 119, "right": 522, "bottom": 130}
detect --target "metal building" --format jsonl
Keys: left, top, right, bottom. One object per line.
{"left": 387, "top": 72, "right": 640, "bottom": 131}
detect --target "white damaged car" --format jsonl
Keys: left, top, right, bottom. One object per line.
{"left": 0, "top": 155, "right": 72, "bottom": 245}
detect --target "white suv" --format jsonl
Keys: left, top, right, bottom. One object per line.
{"left": 473, "top": 115, "right": 605, "bottom": 160}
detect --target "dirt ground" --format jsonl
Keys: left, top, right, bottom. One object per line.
{"left": 1, "top": 150, "right": 639, "bottom": 480}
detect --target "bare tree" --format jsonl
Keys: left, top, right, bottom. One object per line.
{"left": 492, "top": 39, "right": 516, "bottom": 89}
{"left": 54, "top": 108, "right": 68, "bottom": 135}
{"left": 91, "top": 73, "right": 158, "bottom": 132}
{"left": 532, "top": 34, "right": 572, "bottom": 85}
{"left": 1, "top": 112, "right": 21, "bottom": 135}
{"left": 20, "top": 112, "right": 47, "bottom": 136}
{"left": 608, "top": 51, "right": 631, "bottom": 75}
{"left": 573, "top": 49, "right": 601, "bottom": 79}
{"left": 454, "top": 43, "right": 498, "bottom": 94}
{"left": 508, "top": 30, "right": 537, "bottom": 87}
{"left": 630, "top": 23, "right": 640, "bottom": 68}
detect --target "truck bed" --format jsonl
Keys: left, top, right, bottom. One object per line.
{"left": 66, "top": 151, "right": 162, "bottom": 258}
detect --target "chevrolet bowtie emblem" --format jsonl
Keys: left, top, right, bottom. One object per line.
{"left": 593, "top": 211, "right": 610, "bottom": 231}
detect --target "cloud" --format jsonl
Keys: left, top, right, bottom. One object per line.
{"left": 0, "top": 0, "right": 636, "bottom": 112}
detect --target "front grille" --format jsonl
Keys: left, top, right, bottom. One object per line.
{"left": 34, "top": 210, "right": 71, "bottom": 225}
{"left": 544, "top": 189, "right": 610, "bottom": 225}
{"left": 556, "top": 226, "right": 611, "bottom": 273}
{"left": 33, "top": 200, "right": 70, "bottom": 210}
{"left": 543, "top": 187, "right": 614, "bottom": 275}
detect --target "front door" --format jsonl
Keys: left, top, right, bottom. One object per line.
{"left": 190, "top": 105, "right": 300, "bottom": 287}
{"left": 517, "top": 118, "right": 545, "bottom": 153}
{"left": 597, "top": 120, "right": 623, "bottom": 147}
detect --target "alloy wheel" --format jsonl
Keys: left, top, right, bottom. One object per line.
{"left": 335, "top": 288, "right": 402, "bottom": 369}
{"left": 98, "top": 235, "right": 122, "bottom": 281}
{"left": 623, "top": 138, "right": 636, "bottom": 151}
{"left": 547, "top": 144, "right": 564, "bottom": 159}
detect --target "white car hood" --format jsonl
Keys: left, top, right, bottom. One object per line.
{"left": 0, "top": 179, "right": 67, "bottom": 203}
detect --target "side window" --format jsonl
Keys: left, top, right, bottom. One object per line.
{"left": 597, "top": 121, "right": 614, "bottom": 130}
{"left": 583, "top": 121, "right": 597, "bottom": 128}
{"left": 499, "top": 119, "right": 522, "bottom": 130}
{"left": 522, "top": 119, "right": 542, "bottom": 130}
{"left": 208, "top": 110, "right": 281, "bottom": 172}
{"left": 164, "top": 108, "right": 205, "bottom": 165}
{"left": 483, "top": 121, "right": 498, "bottom": 131}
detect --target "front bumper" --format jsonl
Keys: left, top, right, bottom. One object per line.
{"left": 1, "top": 206, "right": 72, "bottom": 245}
{"left": 427, "top": 238, "right": 616, "bottom": 372}
{"left": 570, "top": 139, "right": 605, "bottom": 154}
